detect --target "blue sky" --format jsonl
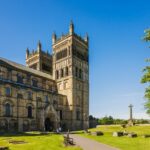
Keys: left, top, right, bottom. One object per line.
{"left": 0, "top": 0, "right": 150, "bottom": 119}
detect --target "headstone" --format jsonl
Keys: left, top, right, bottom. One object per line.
{"left": 91, "top": 131, "right": 103, "bottom": 136}
{"left": 0, "top": 147, "right": 9, "bottom": 150}
{"left": 142, "top": 134, "right": 150, "bottom": 138}
{"left": 113, "top": 132, "right": 123, "bottom": 137}
{"left": 121, "top": 124, "right": 126, "bottom": 128}
{"left": 123, "top": 131, "right": 128, "bottom": 136}
{"left": 128, "top": 133, "right": 137, "bottom": 138}
{"left": 84, "top": 129, "right": 91, "bottom": 134}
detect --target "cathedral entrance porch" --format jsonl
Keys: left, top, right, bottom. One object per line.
{"left": 43, "top": 103, "right": 60, "bottom": 131}
{"left": 44, "top": 118, "right": 54, "bottom": 131}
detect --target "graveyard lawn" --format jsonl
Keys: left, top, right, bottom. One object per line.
{"left": 79, "top": 125, "right": 150, "bottom": 150}
{"left": 0, "top": 132, "right": 81, "bottom": 150}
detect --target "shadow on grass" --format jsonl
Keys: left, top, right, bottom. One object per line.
{"left": 0, "top": 132, "right": 52, "bottom": 137}
{"left": 70, "top": 131, "right": 84, "bottom": 134}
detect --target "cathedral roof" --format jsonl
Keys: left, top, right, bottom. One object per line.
{"left": 0, "top": 57, "right": 54, "bottom": 80}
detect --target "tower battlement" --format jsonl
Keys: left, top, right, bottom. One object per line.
{"left": 52, "top": 21, "right": 89, "bottom": 46}
{"left": 26, "top": 41, "right": 52, "bottom": 75}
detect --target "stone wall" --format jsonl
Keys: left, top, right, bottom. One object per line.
{"left": 0, "top": 62, "right": 71, "bottom": 132}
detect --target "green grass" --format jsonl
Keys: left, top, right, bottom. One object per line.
{"left": 0, "top": 132, "right": 81, "bottom": 150}
{"left": 79, "top": 125, "right": 150, "bottom": 150}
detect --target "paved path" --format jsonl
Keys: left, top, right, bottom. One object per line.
{"left": 69, "top": 134, "right": 119, "bottom": 150}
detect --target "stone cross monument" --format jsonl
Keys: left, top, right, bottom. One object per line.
{"left": 128, "top": 104, "right": 134, "bottom": 126}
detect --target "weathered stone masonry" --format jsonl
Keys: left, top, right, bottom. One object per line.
{"left": 0, "top": 22, "right": 89, "bottom": 132}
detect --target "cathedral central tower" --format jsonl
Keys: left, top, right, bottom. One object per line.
{"left": 52, "top": 21, "right": 89, "bottom": 130}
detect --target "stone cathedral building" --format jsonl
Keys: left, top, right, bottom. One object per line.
{"left": 0, "top": 22, "right": 89, "bottom": 132}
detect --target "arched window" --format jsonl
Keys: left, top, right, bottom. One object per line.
{"left": 59, "top": 110, "right": 63, "bottom": 120}
{"left": 5, "top": 87, "right": 11, "bottom": 96}
{"left": 27, "top": 106, "right": 32, "bottom": 118}
{"left": 5, "top": 103, "right": 11, "bottom": 117}
{"left": 65, "top": 67, "right": 69, "bottom": 76}
{"left": 61, "top": 69, "right": 64, "bottom": 78}
{"left": 32, "top": 79, "right": 38, "bottom": 87}
{"left": 45, "top": 95, "right": 49, "bottom": 103}
{"left": 76, "top": 110, "right": 80, "bottom": 120}
{"left": 56, "top": 70, "right": 59, "bottom": 79}
{"left": 75, "top": 67, "right": 78, "bottom": 77}
{"left": 17, "top": 74, "right": 23, "bottom": 84}
{"left": 79, "top": 69, "right": 82, "bottom": 79}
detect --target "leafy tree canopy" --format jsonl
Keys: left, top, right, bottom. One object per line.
{"left": 141, "top": 28, "right": 150, "bottom": 114}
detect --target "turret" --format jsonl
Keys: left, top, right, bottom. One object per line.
{"left": 52, "top": 32, "right": 57, "bottom": 44}
{"left": 37, "top": 40, "right": 42, "bottom": 52}
{"left": 84, "top": 33, "right": 89, "bottom": 44}
{"left": 26, "top": 41, "right": 52, "bottom": 75}
{"left": 69, "top": 20, "right": 74, "bottom": 34}
{"left": 26, "top": 48, "right": 29, "bottom": 59}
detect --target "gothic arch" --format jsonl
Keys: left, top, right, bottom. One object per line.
{"left": 26, "top": 103, "right": 34, "bottom": 118}
{"left": 2, "top": 100, "right": 14, "bottom": 117}
{"left": 26, "top": 103, "right": 34, "bottom": 108}
{"left": 2, "top": 99, "right": 14, "bottom": 106}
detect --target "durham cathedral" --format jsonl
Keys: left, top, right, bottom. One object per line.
{"left": 0, "top": 22, "right": 89, "bottom": 132}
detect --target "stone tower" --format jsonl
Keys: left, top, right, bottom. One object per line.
{"left": 52, "top": 21, "right": 89, "bottom": 130}
{"left": 26, "top": 41, "right": 53, "bottom": 75}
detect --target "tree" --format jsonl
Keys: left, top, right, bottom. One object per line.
{"left": 143, "top": 29, "right": 150, "bottom": 41}
{"left": 98, "top": 116, "right": 114, "bottom": 125}
{"left": 141, "top": 28, "right": 150, "bottom": 114}
{"left": 89, "top": 115, "right": 99, "bottom": 128}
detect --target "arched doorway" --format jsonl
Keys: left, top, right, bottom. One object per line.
{"left": 45, "top": 118, "right": 54, "bottom": 131}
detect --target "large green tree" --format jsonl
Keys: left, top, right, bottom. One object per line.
{"left": 141, "top": 29, "right": 150, "bottom": 114}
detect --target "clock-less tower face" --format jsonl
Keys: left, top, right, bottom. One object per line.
{"left": 52, "top": 22, "right": 89, "bottom": 130}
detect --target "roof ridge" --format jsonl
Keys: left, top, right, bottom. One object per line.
{"left": 0, "top": 57, "right": 54, "bottom": 80}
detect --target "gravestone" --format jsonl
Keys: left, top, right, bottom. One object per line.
{"left": 113, "top": 132, "right": 123, "bottom": 137}
{"left": 84, "top": 129, "right": 91, "bottom": 134}
{"left": 128, "top": 133, "right": 137, "bottom": 138}
{"left": 142, "top": 134, "right": 150, "bottom": 138}
{"left": 0, "top": 147, "right": 9, "bottom": 150}
{"left": 91, "top": 131, "right": 103, "bottom": 136}
{"left": 123, "top": 130, "right": 128, "bottom": 136}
